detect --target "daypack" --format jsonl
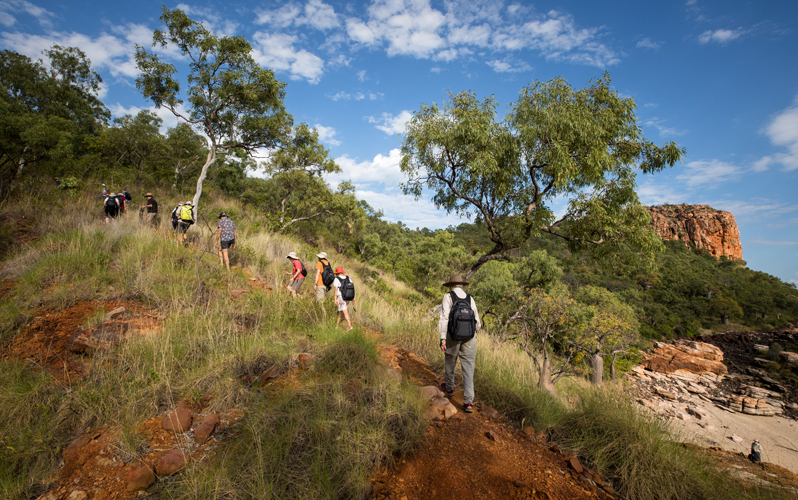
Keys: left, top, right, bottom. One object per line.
{"left": 320, "top": 259, "right": 334, "bottom": 287}
{"left": 124, "top": 191, "right": 132, "bottom": 201}
{"left": 447, "top": 291, "right": 476, "bottom": 342}
{"left": 300, "top": 261, "right": 308, "bottom": 277}
{"left": 179, "top": 204, "right": 194, "bottom": 222}
{"left": 340, "top": 277, "right": 355, "bottom": 302}
{"left": 105, "top": 197, "right": 118, "bottom": 208}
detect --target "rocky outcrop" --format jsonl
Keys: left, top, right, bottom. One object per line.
{"left": 646, "top": 204, "right": 743, "bottom": 260}
{"left": 640, "top": 340, "right": 728, "bottom": 376}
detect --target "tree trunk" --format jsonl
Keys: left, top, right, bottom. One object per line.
{"left": 722, "top": 314, "right": 729, "bottom": 325}
{"left": 539, "top": 355, "right": 556, "bottom": 395}
{"left": 590, "top": 353, "right": 604, "bottom": 386}
{"left": 192, "top": 148, "right": 216, "bottom": 213}
{"left": 610, "top": 353, "right": 618, "bottom": 382}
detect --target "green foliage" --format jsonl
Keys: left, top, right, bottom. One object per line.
{"left": 401, "top": 74, "right": 685, "bottom": 277}
{"left": 135, "top": 7, "right": 292, "bottom": 209}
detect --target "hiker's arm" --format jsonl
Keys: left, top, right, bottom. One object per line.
{"left": 438, "top": 294, "right": 451, "bottom": 346}
{"left": 472, "top": 297, "right": 482, "bottom": 332}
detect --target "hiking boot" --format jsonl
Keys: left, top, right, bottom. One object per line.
{"left": 463, "top": 402, "right": 473, "bottom": 413}
{"left": 346, "top": 326, "right": 354, "bottom": 332}
{"left": 440, "top": 383, "right": 454, "bottom": 397}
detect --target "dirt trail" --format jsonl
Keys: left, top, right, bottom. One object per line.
{"left": 374, "top": 346, "right": 617, "bottom": 500}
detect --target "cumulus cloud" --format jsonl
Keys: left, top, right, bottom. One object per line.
{"left": 0, "top": 0, "right": 55, "bottom": 28}
{"left": 332, "top": 148, "right": 404, "bottom": 187}
{"left": 328, "top": 91, "right": 383, "bottom": 101}
{"left": 636, "top": 37, "right": 661, "bottom": 49}
{"left": 366, "top": 110, "right": 412, "bottom": 135}
{"left": 0, "top": 29, "right": 141, "bottom": 78}
{"left": 344, "top": 1, "right": 619, "bottom": 67}
{"left": 252, "top": 32, "right": 325, "bottom": 84}
{"left": 754, "top": 96, "right": 798, "bottom": 172}
{"left": 357, "top": 69, "right": 367, "bottom": 82}
{"left": 256, "top": 0, "right": 340, "bottom": 31}
{"left": 314, "top": 123, "right": 341, "bottom": 146}
{"left": 175, "top": 3, "right": 239, "bottom": 36}
{"left": 676, "top": 159, "right": 743, "bottom": 187}
{"left": 698, "top": 28, "right": 745, "bottom": 45}
{"left": 109, "top": 102, "right": 193, "bottom": 132}
{"left": 355, "top": 189, "right": 466, "bottom": 229}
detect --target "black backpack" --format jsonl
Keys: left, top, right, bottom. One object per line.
{"left": 300, "top": 261, "right": 308, "bottom": 278}
{"left": 340, "top": 277, "right": 355, "bottom": 301}
{"left": 124, "top": 191, "right": 132, "bottom": 201}
{"left": 320, "top": 259, "right": 334, "bottom": 287}
{"left": 105, "top": 197, "right": 118, "bottom": 208}
{"left": 447, "top": 291, "right": 476, "bottom": 342}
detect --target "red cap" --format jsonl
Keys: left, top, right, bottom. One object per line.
{"left": 334, "top": 267, "right": 345, "bottom": 274}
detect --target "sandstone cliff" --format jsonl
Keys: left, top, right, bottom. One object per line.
{"left": 646, "top": 204, "right": 743, "bottom": 260}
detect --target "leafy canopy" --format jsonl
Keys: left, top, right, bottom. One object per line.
{"left": 400, "top": 74, "right": 685, "bottom": 277}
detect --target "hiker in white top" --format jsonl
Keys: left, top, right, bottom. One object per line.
{"left": 332, "top": 266, "right": 353, "bottom": 331}
{"left": 438, "top": 274, "right": 481, "bottom": 413}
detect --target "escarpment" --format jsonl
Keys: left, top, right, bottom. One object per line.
{"left": 646, "top": 204, "right": 743, "bottom": 260}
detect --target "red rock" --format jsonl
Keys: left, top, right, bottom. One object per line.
{"left": 155, "top": 449, "right": 187, "bottom": 476}
{"left": 486, "top": 430, "right": 500, "bottom": 442}
{"left": 193, "top": 413, "right": 220, "bottom": 444}
{"left": 514, "top": 480, "right": 528, "bottom": 487}
{"left": 297, "top": 353, "right": 315, "bottom": 370}
{"left": 126, "top": 464, "right": 155, "bottom": 491}
{"left": 522, "top": 426, "right": 536, "bottom": 436}
{"left": 163, "top": 408, "right": 193, "bottom": 433}
{"left": 257, "top": 366, "right": 280, "bottom": 386}
{"left": 443, "top": 403, "right": 458, "bottom": 419}
{"left": 646, "top": 204, "right": 742, "bottom": 260}
{"left": 641, "top": 341, "right": 727, "bottom": 376}
{"left": 569, "top": 457, "right": 583, "bottom": 473}
{"left": 63, "top": 431, "right": 101, "bottom": 469}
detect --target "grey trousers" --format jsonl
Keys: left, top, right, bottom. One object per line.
{"left": 443, "top": 335, "right": 476, "bottom": 404}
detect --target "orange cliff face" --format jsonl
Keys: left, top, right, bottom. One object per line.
{"left": 646, "top": 204, "right": 743, "bottom": 260}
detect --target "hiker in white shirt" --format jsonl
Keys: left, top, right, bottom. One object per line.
{"left": 438, "top": 274, "right": 481, "bottom": 413}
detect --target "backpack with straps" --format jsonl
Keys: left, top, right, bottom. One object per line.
{"left": 300, "top": 261, "right": 308, "bottom": 278}
{"left": 179, "top": 204, "right": 193, "bottom": 222}
{"left": 320, "top": 259, "right": 334, "bottom": 287}
{"left": 447, "top": 291, "right": 476, "bottom": 342}
{"left": 105, "top": 197, "right": 118, "bottom": 208}
{"left": 340, "top": 277, "right": 355, "bottom": 301}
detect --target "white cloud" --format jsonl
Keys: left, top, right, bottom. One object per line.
{"left": 252, "top": 32, "right": 325, "bottom": 84}
{"left": 486, "top": 58, "right": 531, "bottom": 73}
{"left": 755, "top": 95, "right": 798, "bottom": 172}
{"left": 256, "top": 0, "right": 340, "bottom": 31}
{"left": 636, "top": 37, "right": 661, "bottom": 49}
{"left": 357, "top": 69, "right": 367, "bottom": 82}
{"left": 0, "top": 29, "right": 140, "bottom": 77}
{"left": 676, "top": 159, "right": 743, "bottom": 187}
{"left": 366, "top": 110, "right": 412, "bottom": 135}
{"left": 0, "top": 0, "right": 55, "bottom": 28}
{"left": 344, "top": 1, "right": 619, "bottom": 67}
{"left": 698, "top": 28, "right": 745, "bottom": 45}
{"left": 644, "top": 118, "right": 688, "bottom": 138}
{"left": 355, "top": 189, "right": 467, "bottom": 229}
{"left": 749, "top": 238, "right": 798, "bottom": 247}
{"left": 314, "top": 124, "right": 341, "bottom": 146}
{"left": 332, "top": 148, "right": 404, "bottom": 186}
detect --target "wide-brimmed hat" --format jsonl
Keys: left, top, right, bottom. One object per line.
{"left": 109, "top": 192, "right": 117, "bottom": 197}
{"left": 145, "top": 192, "right": 153, "bottom": 197}
{"left": 316, "top": 252, "right": 327, "bottom": 259}
{"left": 286, "top": 251, "right": 298, "bottom": 260}
{"left": 219, "top": 212, "right": 228, "bottom": 218}
{"left": 335, "top": 267, "right": 345, "bottom": 274}
{"left": 442, "top": 274, "right": 469, "bottom": 287}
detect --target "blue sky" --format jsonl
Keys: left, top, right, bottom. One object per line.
{"left": 1, "top": 0, "right": 797, "bottom": 284}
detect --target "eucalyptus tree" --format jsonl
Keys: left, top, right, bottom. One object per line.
{"left": 135, "top": 7, "right": 292, "bottom": 212}
{"left": 400, "top": 74, "right": 685, "bottom": 279}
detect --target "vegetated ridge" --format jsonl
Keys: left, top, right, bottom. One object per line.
{"left": 646, "top": 204, "right": 743, "bottom": 261}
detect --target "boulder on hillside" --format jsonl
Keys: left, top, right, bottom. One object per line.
{"left": 779, "top": 351, "right": 798, "bottom": 365}
{"left": 640, "top": 340, "right": 727, "bottom": 376}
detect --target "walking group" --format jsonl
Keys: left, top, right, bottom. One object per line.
{"left": 285, "top": 251, "right": 355, "bottom": 330}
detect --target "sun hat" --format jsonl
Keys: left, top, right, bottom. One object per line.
{"left": 334, "top": 266, "right": 345, "bottom": 274}
{"left": 109, "top": 192, "right": 117, "bottom": 197}
{"left": 442, "top": 274, "right": 469, "bottom": 287}
{"left": 286, "top": 251, "right": 298, "bottom": 259}
{"left": 316, "top": 252, "right": 328, "bottom": 259}
{"left": 219, "top": 212, "right": 228, "bottom": 218}
{"left": 145, "top": 192, "right": 153, "bottom": 197}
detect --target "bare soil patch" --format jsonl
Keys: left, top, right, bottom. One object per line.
{"left": 373, "top": 346, "right": 617, "bottom": 500}
{"left": 1, "top": 299, "right": 161, "bottom": 382}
